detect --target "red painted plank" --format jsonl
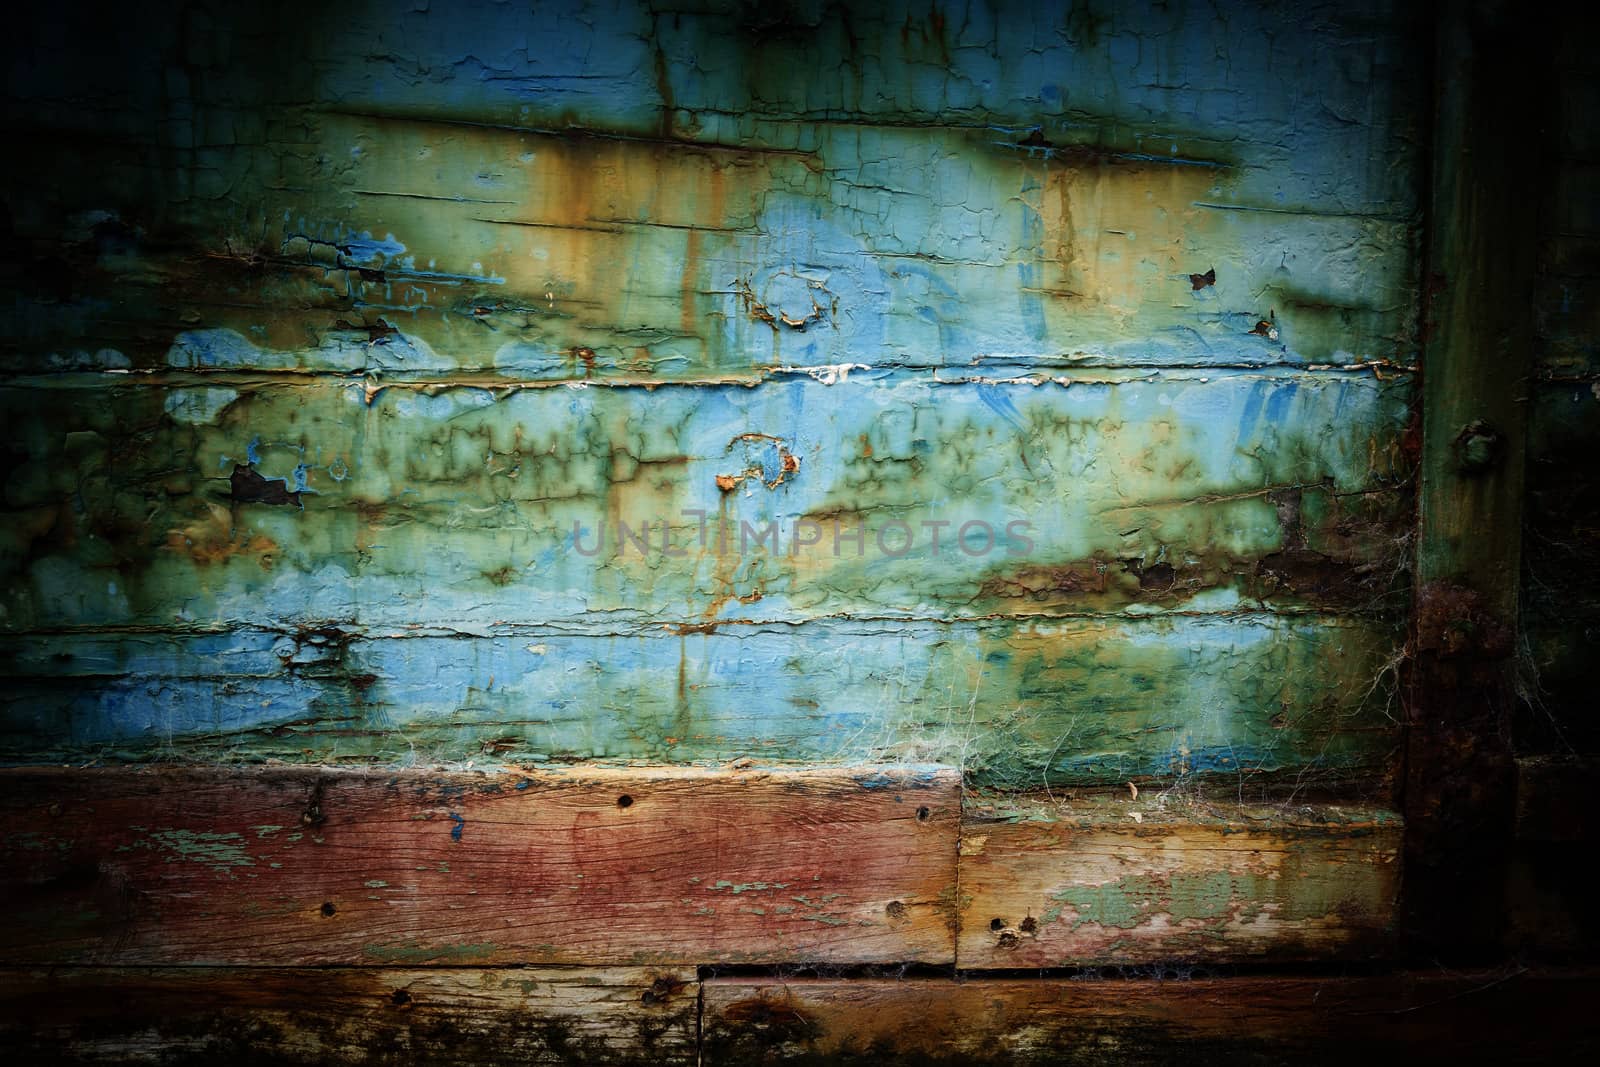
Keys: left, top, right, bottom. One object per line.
{"left": 0, "top": 765, "right": 958, "bottom": 965}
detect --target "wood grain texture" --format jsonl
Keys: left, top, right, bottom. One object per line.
{"left": 1, "top": 3, "right": 1427, "bottom": 378}
{"left": 0, "top": 372, "right": 1412, "bottom": 631}
{"left": 0, "top": 364, "right": 1409, "bottom": 787}
{"left": 0, "top": 765, "right": 958, "bottom": 966}
{"left": 10, "top": 967, "right": 1598, "bottom": 1065}
{"left": 701, "top": 971, "right": 1600, "bottom": 1065}
{"left": 0, "top": 615, "right": 1401, "bottom": 790}
{"left": 1407, "top": 0, "right": 1546, "bottom": 959}
{"left": 957, "top": 794, "right": 1400, "bottom": 967}
{"left": 0, "top": 967, "right": 697, "bottom": 1065}
{"left": 0, "top": 0, "right": 1424, "bottom": 790}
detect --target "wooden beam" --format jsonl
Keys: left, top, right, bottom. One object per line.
{"left": 957, "top": 794, "right": 1400, "bottom": 967}
{"left": 0, "top": 967, "right": 697, "bottom": 1065}
{"left": 0, "top": 765, "right": 959, "bottom": 965}
{"left": 1407, "top": 0, "right": 1548, "bottom": 957}
{"left": 701, "top": 971, "right": 1600, "bottom": 1064}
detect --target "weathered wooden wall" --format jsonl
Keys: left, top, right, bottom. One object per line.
{"left": 20, "top": 0, "right": 1596, "bottom": 1061}
{"left": 0, "top": 0, "right": 1424, "bottom": 790}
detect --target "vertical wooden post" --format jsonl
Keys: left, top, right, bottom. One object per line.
{"left": 1407, "top": 0, "right": 1545, "bottom": 958}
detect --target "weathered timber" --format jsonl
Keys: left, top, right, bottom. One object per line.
{"left": 0, "top": 615, "right": 1401, "bottom": 789}
{"left": 700, "top": 971, "right": 1600, "bottom": 1065}
{"left": 1406, "top": 0, "right": 1545, "bottom": 958}
{"left": 1, "top": 3, "right": 1426, "bottom": 377}
{"left": 0, "top": 371, "right": 1413, "bottom": 629}
{"left": 0, "top": 765, "right": 959, "bottom": 965}
{"left": 8, "top": 967, "right": 1598, "bottom": 1065}
{"left": 0, "top": 966, "right": 697, "bottom": 1065}
{"left": 0, "top": 0, "right": 1426, "bottom": 797}
{"left": 957, "top": 794, "right": 1400, "bottom": 967}
{"left": 0, "top": 364, "right": 1411, "bottom": 787}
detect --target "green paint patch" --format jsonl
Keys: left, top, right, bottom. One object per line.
{"left": 1049, "top": 871, "right": 1238, "bottom": 930}
{"left": 145, "top": 829, "right": 255, "bottom": 871}
{"left": 710, "top": 880, "right": 790, "bottom": 894}
{"left": 796, "top": 914, "right": 850, "bottom": 927}
{"left": 362, "top": 941, "right": 500, "bottom": 964}
{"left": 1046, "top": 867, "right": 1344, "bottom": 931}
{"left": 4, "top": 831, "right": 69, "bottom": 852}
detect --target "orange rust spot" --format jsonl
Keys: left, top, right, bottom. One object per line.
{"left": 669, "top": 621, "right": 722, "bottom": 636}
{"left": 702, "top": 588, "right": 764, "bottom": 621}
{"left": 715, "top": 473, "right": 740, "bottom": 492}
{"left": 978, "top": 561, "right": 1113, "bottom": 601}
{"left": 166, "top": 504, "right": 279, "bottom": 569}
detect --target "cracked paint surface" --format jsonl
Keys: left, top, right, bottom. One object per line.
{"left": 0, "top": 0, "right": 1426, "bottom": 788}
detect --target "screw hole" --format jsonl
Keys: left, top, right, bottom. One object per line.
{"left": 320, "top": 901, "right": 337, "bottom": 918}
{"left": 989, "top": 917, "right": 1006, "bottom": 931}
{"left": 885, "top": 900, "right": 908, "bottom": 919}
{"left": 617, "top": 795, "right": 634, "bottom": 808}
{"left": 390, "top": 989, "right": 411, "bottom": 1007}
{"left": 1019, "top": 916, "right": 1038, "bottom": 933}
{"left": 640, "top": 991, "right": 659, "bottom": 1006}
{"left": 916, "top": 806, "right": 931, "bottom": 822}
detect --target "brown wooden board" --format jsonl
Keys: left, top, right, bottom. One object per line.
{"left": 0, "top": 966, "right": 697, "bottom": 1065}
{"left": 0, "top": 765, "right": 958, "bottom": 966}
{"left": 956, "top": 794, "right": 1400, "bottom": 967}
{"left": 1407, "top": 0, "right": 1545, "bottom": 958}
{"left": 701, "top": 971, "right": 1600, "bottom": 1065}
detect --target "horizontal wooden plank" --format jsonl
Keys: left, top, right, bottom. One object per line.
{"left": 1, "top": 0, "right": 1426, "bottom": 381}
{"left": 956, "top": 794, "right": 1400, "bottom": 966}
{"left": 36, "top": 0, "right": 1422, "bottom": 213}
{"left": 701, "top": 971, "right": 1600, "bottom": 1064}
{"left": 0, "top": 370, "right": 1413, "bottom": 631}
{"left": 0, "top": 765, "right": 959, "bottom": 966}
{"left": 0, "top": 107, "right": 1418, "bottom": 377}
{"left": 0, "top": 966, "right": 697, "bottom": 1065}
{"left": 0, "top": 614, "right": 1401, "bottom": 787}
{"left": 10, "top": 967, "right": 1598, "bottom": 1065}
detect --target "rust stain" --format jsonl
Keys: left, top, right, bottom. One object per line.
{"left": 166, "top": 502, "right": 279, "bottom": 569}
{"left": 715, "top": 433, "right": 802, "bottom": 492}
